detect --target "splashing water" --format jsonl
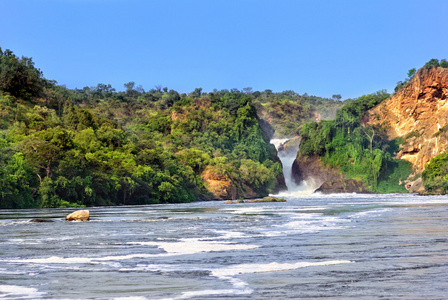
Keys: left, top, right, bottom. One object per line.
{"left": 271, "top": 138, "right": 317, "bottom": 196}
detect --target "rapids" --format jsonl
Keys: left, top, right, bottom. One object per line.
{"left": 1, "top": 194, "right": 448, "bottom": 299}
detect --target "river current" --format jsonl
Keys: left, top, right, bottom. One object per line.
{"left": 1, "top": 193, "right": 448, "bottom": 299}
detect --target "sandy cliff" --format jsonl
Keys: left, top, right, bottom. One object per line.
{"left": 363, "top": 67, "right": 448, "bottom": 190}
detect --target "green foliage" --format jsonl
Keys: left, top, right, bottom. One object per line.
{"left": 441, "top": 59, "right": 448, "bottom": 68}
{"left": 0, "top": 49, "right": 285, "bottom": 207}
{"left": 253, "top": 90, "right": 344, "bottom": 137}
{"left": 433, "top": 124, "right": 448, "bottom": 137}
{"left": 335, "top": 90, "right": 390, "bottom": 129}
{"left": 299, "top": 91, "right": 411, "bottom": 193}
{"left": 407, "top": 68, "right": 416, "bottom": 78}
{"left": 376, "top": 159, "right": 412, "bottom": 193}
{"left": 0, "top": 151, "right": 35, "bottom": 208}
{"left": 422, "top": 152, "right": 448, "bottom": 194}
{"left": 0, "top": 48, "right": 44, "bottom": 99}
{"left": 424, "top": 58, "right": 440, "bottom": 69}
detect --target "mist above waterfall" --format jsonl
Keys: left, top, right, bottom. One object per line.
{"left": 271, "top": 138, "right": 317, "bottom": 196}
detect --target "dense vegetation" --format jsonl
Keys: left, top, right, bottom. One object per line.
{"left": 253, "top": 90, "right": 345, "bottom": 137}
{"left": 298, "top": 91, "right": 412, "bottom": 193}
{"left": 0, "top": 48, "right": 287, "bottom": 208}
{"left": 5, "top": 47, "right": 438, "bottom": 208}
{"left": 422, "top": 152, "right": 448, "bottom": 194}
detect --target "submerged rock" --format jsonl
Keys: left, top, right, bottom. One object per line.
{"left": 66, "top": 210, "right": 90, "bottom": 221}
{"left": 31, "top": 218, "right": 54, "bottom": 223}
{"left": 258, "top": 196, "right": 286, "bottom": 202}
{"left": 225, "top": 197, "right": 286, "bottom": 203}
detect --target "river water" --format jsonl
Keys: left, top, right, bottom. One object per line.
{"left": 1, "top": 193, "right": 448, "bottom": 299}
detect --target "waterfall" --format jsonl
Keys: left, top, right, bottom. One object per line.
{"left": 271, "top": 138, "right": 316, "bottom": 196}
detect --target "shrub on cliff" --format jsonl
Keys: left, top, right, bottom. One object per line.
{"left": 422, "top": 152, "right": 448, "bottom": 194}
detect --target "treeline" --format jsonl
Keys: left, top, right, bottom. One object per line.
{"left": 0, "top": 48, "right": 286, "bottom": 208}
{"left": 298, "top": 90, "right": 412, "bottom": 193}
{"left": 254, "top": 90, "right": 345, "bottom": 137}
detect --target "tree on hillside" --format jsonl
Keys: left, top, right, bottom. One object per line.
{"left": 424, "top": 59, "right": 440, "bottom": 69}
{"left": 440, "top": 59, "right": 448, "bottom": 68}
{"left": 407, "top": 68, "right": 416, "bottom": 79}
{"left": 0, "top": 48, "right": 44, "bottom": 99}
{"left": 332, "top": 94, "right": 342, "bottom": 101}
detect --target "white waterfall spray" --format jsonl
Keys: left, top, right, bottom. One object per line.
{"left": 271, "top": 138, "right": 316, "bottom": 196}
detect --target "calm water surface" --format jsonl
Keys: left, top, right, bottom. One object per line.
{"left": 1, "top": 193, "right": 448, "bottom": 299}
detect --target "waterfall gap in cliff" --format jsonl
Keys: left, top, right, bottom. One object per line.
{"left": 271, "top": 138, "right": 315, "bottom": 196}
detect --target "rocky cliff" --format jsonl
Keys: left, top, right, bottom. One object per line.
{"left": 292, "top": 153, "right": 371, "bottom": 193}
{"left": 363, "top": 66, "right": 448, "bottom": 190}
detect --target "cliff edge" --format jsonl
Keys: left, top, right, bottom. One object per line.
{"left": 363, "top": 67, "right": 448, "bottom": 173}
{"left": 364, "top": 67, "right": 448, "bottom": 190}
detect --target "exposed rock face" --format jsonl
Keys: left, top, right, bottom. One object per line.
{"left": 201, "top": 167, "right": 238, "bottom": 200}
{"left": 292, "top": 154, "right": 342, "bottom": 188}
{"left": 66, "top": 210, "right": 90, "bottom": 221}
{"left": 292, "top": 154, "right": 371, "bottom": 193}
{"left": 277, "top": 136, "right": 301, "bottom": 155}
{"left": 201, "top": 167, "right": 262, "bottom": 200}
{"left": 316, "top": 179, "right": 372, "bottom": 194}
{"left": 364, "top": 67, "right": 448, "bottom": 176}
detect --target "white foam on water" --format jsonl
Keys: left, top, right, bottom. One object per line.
{"left": 0, "top": 220, "right": 35, "bottom": 227}
{"left": 8, "top": 256, "right": 96, "bottom": 264}
{"left": 6, "top": 238, "right": 259, "bottom": 267}
{"left": 171, "top": 287, "right": 252, "bottom": 300}
{"left": 120, "top": 259, "right": 352, "bottom": 300}
{"left": 176, "top": 260, "right": 353, "bottom": 299}
{"left": 262, "top": 213, "right": 350, "bottom": 237}
{"left": 212, "top": 260, "right": 353, "bottom": 278}
{"left": 6, "top": 238, "right": 42, "bottom": 245}
{"left": 209, "top": 229, "right": 249, "bottom": 239}
{"left": 0, "top": 268, "right": 26, "bottom": 275}
{"left": 113, "top": 297, "right": 149, "bottom": 300}
{"left": 350, "top": 208, "right": 392, "bottom": 219}
{"left": 0, "top": 284, "right": 45, "bottom": 299}
{"left": 127, "top": 238, "right": 259, "bottom": 255}
{"left": 222, "top": 206, "right": 269, "bottom": 214}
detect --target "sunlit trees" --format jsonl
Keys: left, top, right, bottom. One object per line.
{"left": 0, "top": 48, "right": 44, "bottom": 99}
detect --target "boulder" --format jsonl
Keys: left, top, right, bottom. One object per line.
{"left": 66, "top": 210, "right": 90, "bottom": 221}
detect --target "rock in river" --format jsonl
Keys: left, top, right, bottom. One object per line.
{"left": 66, "top": 210, "right": 90, "bottom": 221}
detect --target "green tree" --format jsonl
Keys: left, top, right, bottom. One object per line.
{"left": 407, "top": 68, "right": 416, "bottom": 79}
{"left": 424, "top": 59, "right": 440, "bottom": 69}
{"left": 0, "top": 48, "right": 44, "bottom": 99}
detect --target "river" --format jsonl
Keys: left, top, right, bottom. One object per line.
{"left": 1, "top": 193, "right": 448, "bottom": 299}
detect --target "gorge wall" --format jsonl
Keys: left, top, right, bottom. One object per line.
{"left": 363, "top": 67, "right": 448, "bottom": 191}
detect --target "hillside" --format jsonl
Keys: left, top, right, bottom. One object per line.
{"left": 0, "top": 48, "right": 286, "bottom": 208}
{"left": 364, "top": 65, "right": 448, "bottom": 192}
{"left": 253, "top": 90, "right": 345, "bottom": 137}
{"left": 292, "top": 61, "right": 448, "bottom": 195}
{"left": 293, "top": 90, "right": 411, "bottom": 194}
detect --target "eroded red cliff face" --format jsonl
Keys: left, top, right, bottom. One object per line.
{"left": 364, "top": 67, "right": 448, "bottom": 189}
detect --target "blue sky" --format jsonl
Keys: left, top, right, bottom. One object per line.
{"left": 2, "top": 0, "right": 447, "bottom": 99}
